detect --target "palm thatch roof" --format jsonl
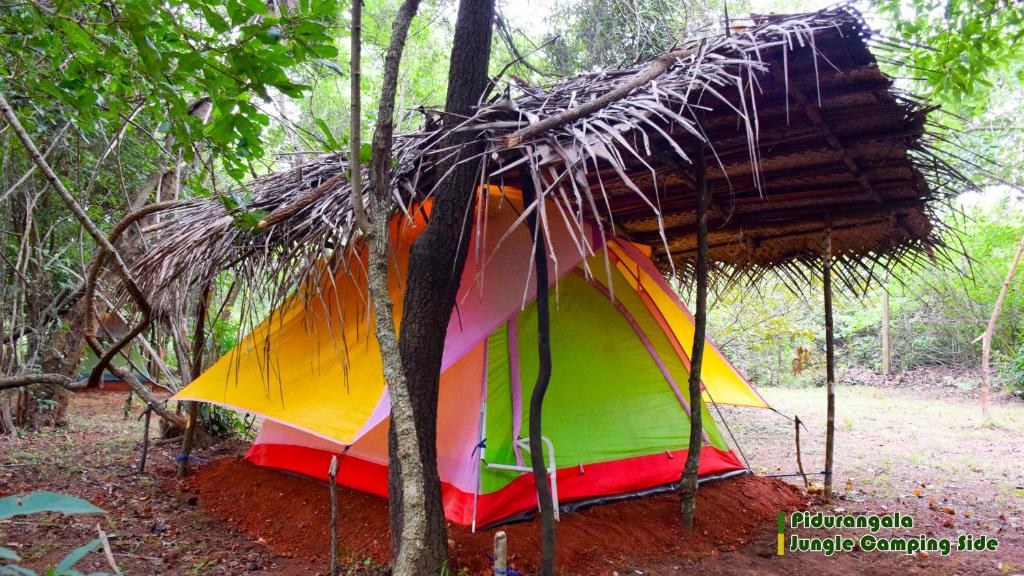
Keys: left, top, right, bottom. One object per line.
{"left": 133, "top": 5, "right": 972, "bottom": 315}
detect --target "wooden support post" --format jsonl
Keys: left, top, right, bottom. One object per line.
{"left": 822, "top": 227, "right": 836, "bottom": 503}
{"left": 794, "top": 415, "right": 808, "bottom": 489}
{"left": 680, "top": 137, "right": 710, "bottom": 529}
{"left": 881, "top": 289, "right": 891, "bottom": 376}
{"left": 493, "top": 531, "right": 508, "bottom": 575}
{"left": 521, "top": 165, "right": 556, "bottom": 576}
{"left": 138, "top": 405, "right": 152, "bottom": 474}
{"left": 329, "top": 455, "right": 339, "bottom": 576}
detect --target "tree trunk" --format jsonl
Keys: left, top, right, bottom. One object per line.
{"left": 389, "top": 2, "right": 495, "bottom": 573}
{"left": 679, "top": 141, "right": 709, "bottom": 529}
{"left": 521, "top": 168, "right": 556, "bottom": 575}
{"left": 981, "top": 233, "right": 1024, "bottom": 420}
{"left": 177, "top": 283, "right": 211, "bottom": 476}
{"left": 822, "top": 227, "right": 836, "bottom": 503}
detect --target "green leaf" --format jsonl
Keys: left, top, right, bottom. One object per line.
{"left": 358, "top": 143, "right": 372, "bottom": 163}
{"left": 0, "top": 493, "right": 105, "bottom": 520}
{"left": 234, "top": 209, "right": 270, "bottom": 230}
{"left": 218, "top": 194, "right": 240, "bottom": 211}
{"left": 315, "top": 118, "right": 340, "bottom": 150}
{"left": 0, "top": 547, "right": 19, "bottom": 561}
{"left": 53, "top": 538, "right": 101, "bottom": 574}
{"left": 198, "top": 4, "right": 230, "bottom": 32}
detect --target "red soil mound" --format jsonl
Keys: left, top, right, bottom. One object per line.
{"left": 186, "top": 457, "right": 807, "bottom": 574}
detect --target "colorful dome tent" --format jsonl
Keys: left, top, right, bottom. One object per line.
{"left": 175, "top": 187, "right": 768, "bottom": 528}
{"left": 133, "top": 5, "right": 966, "bottom": 533}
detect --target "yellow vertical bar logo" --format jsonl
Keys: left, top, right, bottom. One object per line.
{"left": 777, "top": 512, "right": 785, "bottom": 555}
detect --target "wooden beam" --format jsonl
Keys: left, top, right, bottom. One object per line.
{"left": 628, "top": 197, "right": 926, "bottom": 240}
{"left": 503, "top": 45, "right": 697, "bottom": 148}
{"left": 823, "top": 227, "right": 836, "bottom": 503}
{"left": 666, "top": 215, "right": 891, "bottom": 257}
{"left": 881, "top": 288, "right": 891, "bottom": 376}
{"left": 786, "top": 84, "right": 885, "bottom": 205}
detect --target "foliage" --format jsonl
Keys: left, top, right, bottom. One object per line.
{"left": 707, "top": 282, "right": 820, "bottom": 386}
{"left": 707, "top": 197, "right": 1024, "bottom": 388}
{"left": 0, "top": 0, "right": 341, "bottom": 430}
{"left": 0, "top": 492, "right": 104, "bottom": 519}
{"left": 873, "top": 0, "right": 1024, "bottom": 110}
{"left": 0, "top": 492, "right": 109, "bottom": 576}
{"left": 1001, "top": 331, "right": 1024, "bottom": 397}
{"left": 0, "top": 0, "right": 339, "bottom": 181}
{"left": 199, "top": 403, "right": 255, "bottom": 439}
{"left": 543, "top": 0, "right": 714, "bottom": 74}
{"left": 875, "top": 1, "right": 1024, "bottom": 191}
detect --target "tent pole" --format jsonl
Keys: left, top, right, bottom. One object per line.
{"left": 521, "top": 162, "right": 556, "bottom": 576}
{"left": 471, "top": 392, "right": 486, "bottom": 533}
{"left": 704, "top": 387, "right": 751, "bottom": 471}
{"left": 823, "top": 226, "right": 835, "bottom": 503}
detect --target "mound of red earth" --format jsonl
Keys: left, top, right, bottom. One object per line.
{"left": 186, "top": 457, "right": 807, "bottom": 573}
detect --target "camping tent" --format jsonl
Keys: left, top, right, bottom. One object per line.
{"left": 174, "top": 186, "right": 768, "bottom": 528}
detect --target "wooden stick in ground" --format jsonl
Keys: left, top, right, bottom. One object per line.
{"left": 493, "top": 531, "right": 508, "bottom": 575}
{"left": 97, "top": 524, "right": 122, "bottom": 575}
{"left": 980, "top": 233, "right": 1024, "bottom": 421}
{"left": 794, "top": 415, "right": 809, "bottom": 489}
{"left": 881, "top": 288, "right": 891, "bottom": 376}
{"left": 329, "top": 455, "right": 338, "bottom": 576}
{"left": 139, "top": 405, "right": 153, "bottom": 474}
{"left": 822, "top": 227, "right": 836, "bottom": 503}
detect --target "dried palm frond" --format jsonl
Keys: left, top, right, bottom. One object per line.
{"left": 131, "top": 4, "right": 975, "bottom": 325}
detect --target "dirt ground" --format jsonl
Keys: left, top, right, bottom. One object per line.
{"left": 186, "top": 457, "right": 808, "bottom": 574}
{"left": 0, "top": 376, "right": 1022, "bottom": 575}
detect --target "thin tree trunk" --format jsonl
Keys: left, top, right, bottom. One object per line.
{"left": 881, "top": 288, "right": 891, "bottom": 376}
{"left": 0, "top": 90, "right": 186, "bottom": 430}
{"left": 679, "top": 140, "right": 709, "bottom": 529}
{"left": 521, "top": 168, "right": 556, "bottom": 575}
{"left": 177, "top": 283, "right": 211, "bottom": 476}
{"left": 343, "top": 0, "right": 462, "bottom": 572}
{"left": 981, "top": 233, "right": 1024, "bottom": 420}
{"left": 0, "top": 97, "right": 209, "bottom": 433}
{"left": 823, "top": 227, "right": 835, "bottom": 503}
{"left": 386, "top": 2, "right": 495, "bottom": 575}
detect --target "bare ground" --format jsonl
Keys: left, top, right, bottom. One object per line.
{"left": 0, "top": 376, "right": 1022, "bottom": 575}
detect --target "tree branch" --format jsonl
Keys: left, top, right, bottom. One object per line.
{"left": 0, "top": 373, "right": 85, "bottom": 391}
{"left": 502, "top": 44, "right": 697, "bottom": 148}
{"left": 0, "top": 89, "right": 186, "bottom": 429}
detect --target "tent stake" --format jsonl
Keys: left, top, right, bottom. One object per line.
{"left": 822, "top": 227, "right": 835, "bottom": 503}
{"left": 794, "top": 415, "right": 808, "bottom": 489}
{"left": 328, "top": 455, "right": 338, "bottom": 576}
{"left": 138, "top": 405, "right": 152, "bottom": 474}
{"left": 493, "top": 531, "right": 508, "bottom": 575}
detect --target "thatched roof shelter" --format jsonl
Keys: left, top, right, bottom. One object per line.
{"left": 134, "top": 5, "right": 969, "bottom": 313}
